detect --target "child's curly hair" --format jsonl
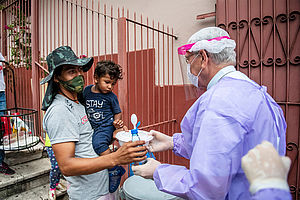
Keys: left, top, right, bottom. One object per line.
{"left": 94, "top": 60, "right": 123, "bottom": 80}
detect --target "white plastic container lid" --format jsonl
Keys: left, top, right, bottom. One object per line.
{"left": 116, "top": 130, "right": 153, "bottom": 146}
{"left": 122, "top": 175, "right": 179, "bottom": 200}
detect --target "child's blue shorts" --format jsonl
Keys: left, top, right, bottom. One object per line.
{"left": 92, "top": 125, "right": 115, "bottom": 155}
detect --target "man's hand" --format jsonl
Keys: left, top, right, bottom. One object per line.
{"left": 113, "top": 119, "right": 124, "bottom": 129}
{"left": 147, "top": 130, "right": 174, "bottom": 152}
{"left": 242, "top": 141, "right": 291, "bottom": 194}
{"left": 52, "top": 140, "right": 147, "bottom": 176}
{"left": 132, "top": 158, "right": 161, "bottom": 179}
{"left": 111, "top": 140, "right": 147, "bottom": 166}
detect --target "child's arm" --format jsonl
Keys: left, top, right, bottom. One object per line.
{"left": 113, "top": 113, "right": 123, "bottom": 129}
{"left": 113, "top": 125, "right": 128, "bottom": 140}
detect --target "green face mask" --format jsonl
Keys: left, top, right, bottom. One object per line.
{"left": 59, "top": 75, "right": 84, "bottom": 93}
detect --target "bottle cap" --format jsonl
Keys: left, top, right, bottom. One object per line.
{"left": 131, "top": 128, "right": 138, "bottom": 134}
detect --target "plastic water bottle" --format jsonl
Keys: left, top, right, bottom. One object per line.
{"left": 131, "top": 129, "right": 147, "bottom": 165}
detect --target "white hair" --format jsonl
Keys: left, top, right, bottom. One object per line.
{"left": 188, "top": 27, "right": 236, "bottom": 65}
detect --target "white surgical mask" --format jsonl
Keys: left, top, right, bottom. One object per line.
{"left": 186, "top": 53, "right": 202, "bottom": 87}
{"left": 187, "top": 64, "right": 202, "bottom": 87}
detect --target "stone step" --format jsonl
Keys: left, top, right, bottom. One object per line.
{"left": 4, "top": 179, "right": 69, "bottom": 200}
{"left": 4, "top": 142, "right": 45, "bottom": 166}
{"left": 0, "top": 158, "right": 50, "bottom": 199}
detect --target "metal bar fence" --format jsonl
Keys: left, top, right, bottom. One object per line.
{"left": 119, "top": 12, "right": 177, "bottom": 164}
{"left": 0, "top": 0, "right": 41, "bottom": 150}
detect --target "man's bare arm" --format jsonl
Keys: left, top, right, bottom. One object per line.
{"left": 52, "top": 140, "right": 147, "bottom": 176}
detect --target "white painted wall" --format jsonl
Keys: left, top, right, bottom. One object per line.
{"left": 102, "top": 0, "right": 216, "bottom": 49}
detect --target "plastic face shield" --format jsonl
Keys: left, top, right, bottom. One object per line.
{"left": 178, "top": 43, "right": 203, "bottom": 101}
{"left": 177, "top": 36, "right": 236, "bottom": 100}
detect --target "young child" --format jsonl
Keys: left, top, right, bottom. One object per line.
{"left": 45, "top": 133, "right": 64, "bottom": 200}
{"left": 83, "top": 60, "right": 125, "bottom": 193}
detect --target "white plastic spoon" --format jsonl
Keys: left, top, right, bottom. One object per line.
{"left": 131, "top": 114, "right": 138, "bottom": 129}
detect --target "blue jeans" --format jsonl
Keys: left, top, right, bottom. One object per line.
{"left": 0, "top": 91, "right": 6, "bottom": 163}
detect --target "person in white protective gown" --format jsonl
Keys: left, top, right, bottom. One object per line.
{"left": 132, "top": 27, "right": 290, "bottom": 200}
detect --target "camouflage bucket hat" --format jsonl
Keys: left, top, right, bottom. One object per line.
{"left": 40, "top": 46, "right": 93, "bottom": 84}
{"left": 40, "top": 46, "right": 93, "bottom": 111}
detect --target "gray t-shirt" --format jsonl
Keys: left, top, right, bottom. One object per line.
{"left": 43, "top": 94, "right": 109, "bottom": 200}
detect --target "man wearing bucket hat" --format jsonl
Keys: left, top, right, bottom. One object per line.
{"left": 42, "top": 46, "right": 147, "bottom": 200}
{"left": 132, "top": 27, "right": 288, "bottom": 199}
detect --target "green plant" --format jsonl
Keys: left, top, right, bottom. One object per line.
{"left": 5, "top": 5, "right": 31, "bottom": 69}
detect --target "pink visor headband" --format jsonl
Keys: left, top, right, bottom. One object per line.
{"left": 178, "top": 36, "right": 231, "bottom": 55}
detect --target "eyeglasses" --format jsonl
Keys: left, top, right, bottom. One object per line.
{"left": 185, "top": 54, "right": 193, "bottom": 64}
{"left": 185, "top": 53, "right": 199, "bottom": 64}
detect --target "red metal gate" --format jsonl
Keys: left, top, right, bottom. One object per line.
{"left": 216, "top": 0, "right": 300, "bottom": 198}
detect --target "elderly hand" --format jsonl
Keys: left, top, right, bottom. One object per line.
{"left": 132, "top": 158, "right": 161, "bottom": 179}
{"left": 111, "top": 141, "right": 147, "bottom": 166}
{"left": 241, "top": 141, "right": 291, "bottom": 194}
{"left": 147, "top": 130, "right": 174, "bottom": 152}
